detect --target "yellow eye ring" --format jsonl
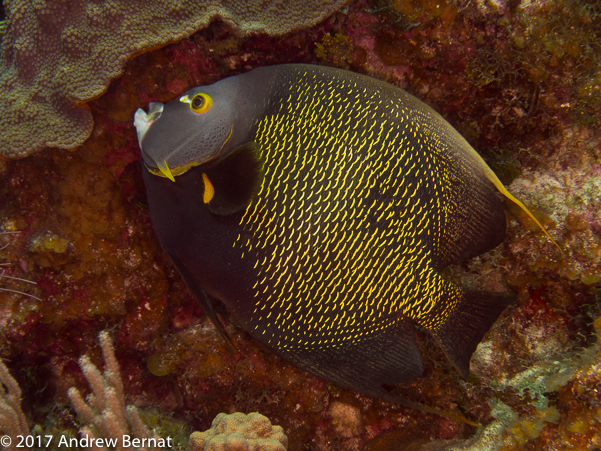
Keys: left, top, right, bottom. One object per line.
{"left": 190, "top": 93, "right": 212, "bottom": 114}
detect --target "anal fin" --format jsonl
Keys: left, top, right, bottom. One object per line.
{"left": 281, "top": 317, "right": 479, "bottom": 426}
{"left": 282, "top": 317, "right": 423, "bottom": 399}
{"left": 429, "top": 288, "right": 514, "bottom": 378}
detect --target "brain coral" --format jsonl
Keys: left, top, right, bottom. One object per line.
{"left": 189, "top": 412, "right": 288, "bottom": 451}
{"left": 0, "top": 0, "right": 347, "bottom": 159}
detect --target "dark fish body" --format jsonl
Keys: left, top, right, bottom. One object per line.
{"left": 135, "top": 64, "right": 514, "bottom": 405}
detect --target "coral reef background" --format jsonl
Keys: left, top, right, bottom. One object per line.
{"left": 0, "top": 0, "right": 600, "bottom": 449}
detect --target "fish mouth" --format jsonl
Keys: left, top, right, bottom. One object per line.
{"left": 133, "top": 102, "right": 164, "bottom": 148}
{"left": 144, "top": 125, "right": 235, "bottom": 183}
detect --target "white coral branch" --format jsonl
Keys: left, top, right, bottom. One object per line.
{"left": 69, "top": 331, "right": 158, "bottom": 451}
{"left": 0, "top": 359, "right": 29, "bottom": 450}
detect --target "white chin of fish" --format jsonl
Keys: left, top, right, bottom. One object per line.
{"left": 133, "top": 102, "right": 164, "bottom": 148}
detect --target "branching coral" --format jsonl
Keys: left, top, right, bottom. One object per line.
{"left": 0, "top": 0, "right": 347, "bottom": 159}
{"left": 68, "top": 331, "right": 163, "bottom": 450}
{"left": 0, "top": 360, "right": 29, "bottom": 451}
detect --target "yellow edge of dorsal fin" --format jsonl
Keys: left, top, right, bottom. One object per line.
{"left": 458, "top": 136, "right": 562, "bottom": 252}
{"left": 482, "top": 166, "right": 563, "bottom": 252}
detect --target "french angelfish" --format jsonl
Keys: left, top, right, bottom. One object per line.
{"left": 134, "top": 64, "right": 550, "bottom": 419}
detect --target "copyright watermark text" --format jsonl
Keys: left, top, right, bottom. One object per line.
{"left": 3, "top": 434, "right": 174, "bottom": 448}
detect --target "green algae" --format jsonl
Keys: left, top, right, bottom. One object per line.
{"left": 315, "top": 32, "right": 354, "bottom": 68}
{"left": 463, "top": 316, "right": 601, "bottom": 450}
{"left": 465, "top": 0, "right": 601, "bottom": 126}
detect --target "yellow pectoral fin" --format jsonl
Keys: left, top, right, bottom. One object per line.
{"left": 202, "top": 173, "right": 215, "bottom": 204}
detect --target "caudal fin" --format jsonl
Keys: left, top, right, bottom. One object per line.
{"left": 429, "top": 288, "right": 514, "bottom": 378}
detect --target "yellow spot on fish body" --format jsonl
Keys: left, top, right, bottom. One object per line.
{"left": 202, "top": 173, "right": 214, "bottom": 203}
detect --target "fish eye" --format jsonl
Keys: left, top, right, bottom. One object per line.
{"left": 190, "top": 93, "right": 212, "bottom": 115}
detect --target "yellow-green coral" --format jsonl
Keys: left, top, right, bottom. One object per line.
{"left": 30, "top": 232, "right": 69, "bottom": 254}
{"left": 314, "top": 33, "right": 354, "bottom": 68}
{"left": 189, "top": 412, "right": 288, "bottom": 451}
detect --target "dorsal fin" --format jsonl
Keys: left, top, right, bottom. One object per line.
{"left": 461, "top": 143, "right": 562, "bottom": 251}
{"left": 480, "top": 164, "right": 562, "bottom": 251}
